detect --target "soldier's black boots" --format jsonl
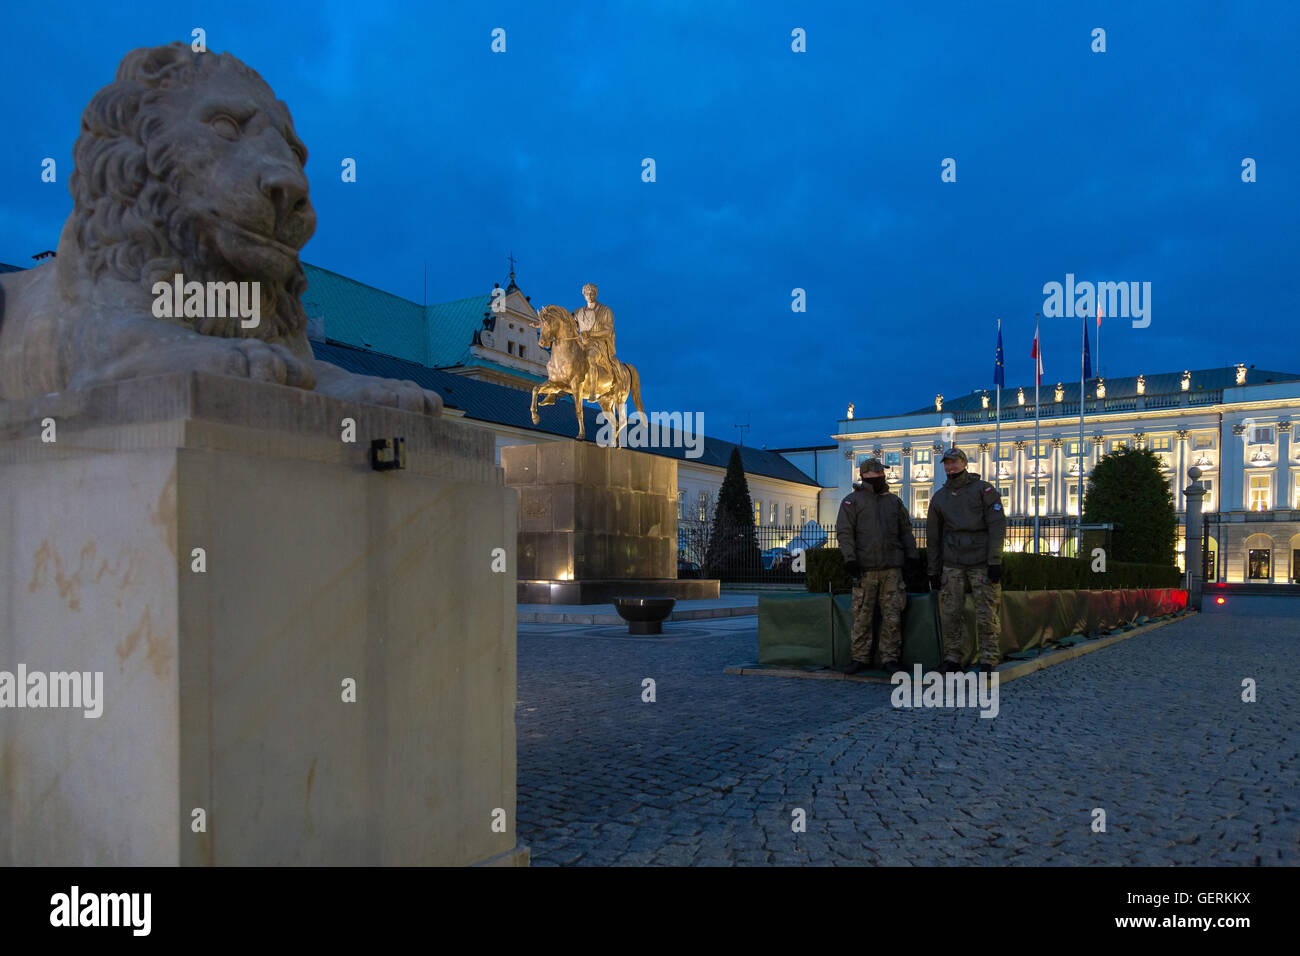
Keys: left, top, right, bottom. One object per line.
{"left": 980, "top": 662, "right": 997, "bottom": 674}
{"left": 882, "top": 660, "right": 901, "bottom": 674}
{"left": 842, "top": 660, "right": 869, "bottom": 675}
{"left": 940, "top": 659, "right": 962, "bottom": 674}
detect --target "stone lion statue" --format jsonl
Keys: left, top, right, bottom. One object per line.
{"left": 0, "top": 42, "right": 441, "bottom": 414}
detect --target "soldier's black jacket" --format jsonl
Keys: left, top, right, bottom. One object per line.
{"left": 925, "top": 470, "right": 1006, "bottom": 574}
{"left": 836, "top": 484, "right": 918, "bottom": 571}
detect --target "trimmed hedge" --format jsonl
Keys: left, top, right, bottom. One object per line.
{"left": 805, "top": 546, "right": 1181, "bottom": 594}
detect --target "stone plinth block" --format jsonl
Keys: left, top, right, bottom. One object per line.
{"left": 0, "top": 372, "right": 525, "bottom": 866}
{"left": 503, "top": 440, "right": 679, "bottom": 582}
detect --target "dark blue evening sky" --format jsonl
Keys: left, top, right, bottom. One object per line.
{"left": 2, "top": 1, "right": 1297, "bottom": 448}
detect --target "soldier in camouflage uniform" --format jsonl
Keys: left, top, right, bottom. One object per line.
{"left": 926, "top": 447, "right": 1006, "bottom": 673}
{"left": 835, "top": 458, "right": 919, "bottom": 675}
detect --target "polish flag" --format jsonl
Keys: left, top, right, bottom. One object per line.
{"left": 1031, "top": 327, "right": 1044, "bottom": 386}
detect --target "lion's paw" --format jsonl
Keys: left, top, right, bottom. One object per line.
{"left": 314, "top": 372, "right": 443, "bottom": 416}
{"left": 193, "top": 339, "right": 316, "bottom": 389}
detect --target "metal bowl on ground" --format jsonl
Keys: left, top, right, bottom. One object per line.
{"left": 612, "top": 597, "right": 676, "bottom": 634}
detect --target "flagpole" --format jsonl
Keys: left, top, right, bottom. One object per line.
{"left": 1033, "top": 314, "right": 1041, "bottom": 555}
{"left": 1077, "top": 312, "right": 1086, "bottom": 556}
{"left": 995, "top": 318, "right": 1002, "bottom": 474}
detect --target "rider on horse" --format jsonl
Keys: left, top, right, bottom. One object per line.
{"left": 573, "top": 283, "right": 616, "bottom": 399}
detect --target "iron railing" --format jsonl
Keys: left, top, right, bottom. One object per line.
{"left": 945, "top": 389, "right": 1223, "bottom": 424}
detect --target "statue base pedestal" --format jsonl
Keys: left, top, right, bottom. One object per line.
{"left": 0, "top": 372, "right": 525, "bottom": 866}
{"left": 503, "top": 439, "right": 709, "bottom": 605}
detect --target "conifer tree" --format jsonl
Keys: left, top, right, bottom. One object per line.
{"left": 705, "top": 446, "right": 762, "bottom": 578}
{"left": 1083, "top": 446, "right": 1177, "bottom": 566}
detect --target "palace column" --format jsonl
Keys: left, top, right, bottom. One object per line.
{"left": 901, "top": 443, "right": 913, "bottom": 510}
{"left": 1175, "top": 428, "right": 1190, "bottom": 513}
{"left": 1050, "top": 437, "right": 1064, "bottom": 514}
{"left": 1278, "top": 418, "right": 1292, "bottom": 510}
{"left": 1014, "top": 439, "right": 1026, "bottom": 521}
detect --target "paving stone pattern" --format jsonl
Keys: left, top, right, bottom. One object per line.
{"left": 516, "top": 611, "right": 1299, "bottom": 866}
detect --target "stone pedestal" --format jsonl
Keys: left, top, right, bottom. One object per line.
{"left": 502, "top": 440, "right": 719, "bottom": 604}
{"left": 0, "top": 372, "right": 526, "bottom": 866}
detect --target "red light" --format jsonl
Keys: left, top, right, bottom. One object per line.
{"left": 1216, "top": 597, "right": 1226, "bottom": 605}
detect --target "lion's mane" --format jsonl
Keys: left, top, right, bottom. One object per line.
{"left": 68, "top": 42, "right": 307, "bottom": 340}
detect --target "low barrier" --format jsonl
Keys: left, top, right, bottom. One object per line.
{"left": 758, "top": 588, "right": 1188, "bottom": 670}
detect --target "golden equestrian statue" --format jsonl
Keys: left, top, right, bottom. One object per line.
{"left": 529, "top": 283, "right": 645, "bottom": 443}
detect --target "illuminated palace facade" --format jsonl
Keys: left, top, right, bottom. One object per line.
{"left": 832, "top": 365, "right": 1300, "bottom": 584}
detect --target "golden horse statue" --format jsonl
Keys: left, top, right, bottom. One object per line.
{"left": 529, "top": 304, "right": 645, "bottom": 444}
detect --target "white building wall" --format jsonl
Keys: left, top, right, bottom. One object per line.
{"left": 832, "top": 379, "right": 1300, "bottom": 583}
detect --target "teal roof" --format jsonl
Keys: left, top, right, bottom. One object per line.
{"left": 426, "top": 293, "right": 492, "bottom": 367}
{"left": 302, "top": 262, "right": 549, "bottom": 388}
{"left": 302, "top": 263, "right": 427, "bottom": 364}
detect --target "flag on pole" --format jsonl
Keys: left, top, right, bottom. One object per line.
{"left": 1031, "top": 326, "right": 1044, "bottom": 385}
{"left": 994, "top": 322, "right": 1005, "bottom": 386}
{"left": 1096, "top": 295, "right": 1103, "bottom": 378}
{"left": 1082, "top": 315, "right": 1093, "bottom": 379}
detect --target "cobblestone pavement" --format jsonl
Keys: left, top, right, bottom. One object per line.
{"left": 516, "top": 607, "right": 1300, "bottom": 866}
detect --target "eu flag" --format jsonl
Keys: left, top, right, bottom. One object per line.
{"left": 994, "top": 324, "right": 1005, "bottom": 386}
{"left": 1082, "top": 315, "right": 1093, "bottom": 379}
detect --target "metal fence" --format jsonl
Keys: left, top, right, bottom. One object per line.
{"left": 679, "top": 516, "right": 1107, "bottom": 583}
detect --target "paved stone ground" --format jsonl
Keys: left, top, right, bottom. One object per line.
{"left": 516, "top": 608, "right": 1300, "bottom": 866}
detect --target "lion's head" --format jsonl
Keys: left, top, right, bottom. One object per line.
{"left": 69, "top": 42, "right": 315, "bottom": 342}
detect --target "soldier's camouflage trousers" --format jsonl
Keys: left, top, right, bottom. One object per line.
{"left": 939, "top": 565, "right": 1001, "bottom": 666}
{"left": 850, "top": 567, "right": 906, "bottom": 664}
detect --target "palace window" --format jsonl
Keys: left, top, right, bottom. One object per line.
{"left": 1029, "top": 485, "right": 1047, "bottom": 516}
{"left": 508, "top": 342, "right": 514, "bottom": 355}
{"left": 677, "top": 491, "right": 685, "bottom": 520}
{"left": 1249, "top": 426, "right": 1275, "bottom": 445}
{"left": 754, "top": 501, "right": 761, "bottom": 526}
{"left": 913, "top": 488, "right": 930, "bottom": 519}
{"left": 786, "top": 504, "right": 793, "bottom": 525}
{"left": 914, "top": 449, "right": 931, "bottom": 464}
{"left": 1110, "top": 439, "right": 1128, "bottom": 453}
{"left": 885, "top": 452, "right": 901, "bottom": 466}
{"left": 1248, "top": 549, "right": 1272, "bottom": 580}
{"left": 1194, "top": 434, "right": 1215, "bottom": 450}
{"left": 1067, "top": 440, "right": 1083, "bottom": 457}
{"left": 1201, "top": 479, "right": 1214, "bottom": 512}
{"left": 998, "top": 446, "right": 1015, "bottom": 460}
{"left": 1066, "top": 485, "right": 1081, "bottom": 516}
{"left": 1150, "top": 436, "right": 1172, "bottom": 452}
{"left": 770, "top": 502, "right": 778, "bottom": 524}
{"left": 997, "top": 486, "right": 1011, "bottom": 512}
{"left": 698, "top": 491, "right": 708, "bottom": 522}
{"left": 519, "top": 346, "right": 526, "bottom": 360}
{"left": 1249, "top": 474, "right": 1271, "bottom": 512}
{"left": 800, "top": 506, "right": 808, "bottom": 523}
